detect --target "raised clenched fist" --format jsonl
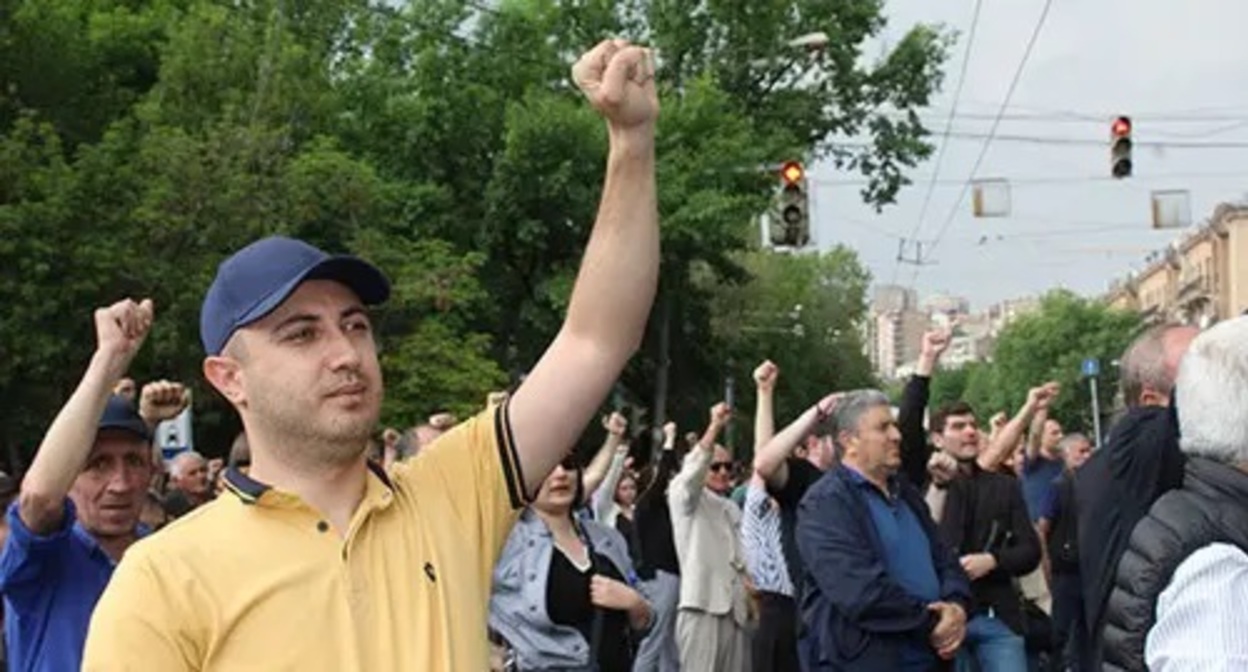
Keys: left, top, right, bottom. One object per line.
{"left": 1028, "top": 381, "right": 1061, "bottom": 409}
{"left": 927, "top": 451, "right": 960, "bottom": 487}
{"left": 753, "top": 360, "right": 779, "bottom": 392}
{"left": 571, "top": 39, "right": 659, "bottom": 131}
{"left": 921, "top": 330, "right": 952, "bottom": 360}
{"left": 139, "top": 380, "right": 190, "bottom": 425}
{"left": 95, "top": 298, "right": 154, "bottom": 367}
{"left": 603, "top": 411, "right": 629, "bottom": 437}
{"left": 709, "top": 402, "right": 733, "bottom": 427}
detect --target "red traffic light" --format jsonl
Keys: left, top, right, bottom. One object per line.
{"left": 781, "top": 161, "right": 805, "bottom": 185}
{"left": 1111, "top": 116, "right": 1132, "bottom": 137}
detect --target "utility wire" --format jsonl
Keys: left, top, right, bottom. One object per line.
{"left": 890, "top": 0, "right": 984, "bottom": 284}
{"left": 912, "top": 0, "right": 1058, "bottom": 289}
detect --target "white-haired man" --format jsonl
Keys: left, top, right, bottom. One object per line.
{"left": 1102, "top": 316, "right": 1248, "bottom": 670}
{"left": 162, "top": 450, "right": 211, "bottom": 518}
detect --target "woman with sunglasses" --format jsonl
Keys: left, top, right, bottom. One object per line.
{"left": 489, "top": 455, "right": 653, "bottom": 671}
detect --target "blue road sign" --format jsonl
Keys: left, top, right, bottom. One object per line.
{"left": 1082, "top": 357, "right": 1100, "bottom": 377}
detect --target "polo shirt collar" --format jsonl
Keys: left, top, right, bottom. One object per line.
{"left": 222, "top": 460, "right": 396, "bottom": 511}
{"left": 70, "top": 520, "right": 150, "bottom": 565}
{"left": 843, "top": 464, "right": 901, "bottom": 499}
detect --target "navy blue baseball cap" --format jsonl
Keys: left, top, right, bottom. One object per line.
{"left": 99, "top": 395, "right": 151, "bottom": 442}
{"left": 200, "top": 236, "right": 391, "bottom": 355}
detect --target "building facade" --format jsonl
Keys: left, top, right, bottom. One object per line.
{"left": 1105, "top": 203, "right": 1248, "bottom": 326}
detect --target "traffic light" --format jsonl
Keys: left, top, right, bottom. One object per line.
{"left": 770, "top": 161, "right": 810, "bottom": 248}
{"left": 1110, "top": 116, "right": 1132, "bottom": 178}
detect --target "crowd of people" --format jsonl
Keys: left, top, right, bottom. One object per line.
{"left": 1, "top": 39, "right": 1246, "bottom": 672}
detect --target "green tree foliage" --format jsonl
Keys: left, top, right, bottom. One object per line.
{"left": 959, "top": 291, "right": 1142, "bottom": 433}
{"left": 928, "top": 362, "right": 975, "bottom": 410}
{"left": 0, "top": 0, "right": 946, "bottom": 465}
{"left": 704, "top": 247, "right": 876, "bottom": 458}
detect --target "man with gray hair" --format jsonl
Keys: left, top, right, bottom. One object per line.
{"left": 796, "top": 389, "right": 971, "bottom": 671}
{"left": 1102, "top": 316, "right": 1248, "bottom": 670}
{"left": 1074, "top": 322, "right": 1198, "bottom": 668}
{"left": 162, "top": 451, "right": 211, "bottom": 519}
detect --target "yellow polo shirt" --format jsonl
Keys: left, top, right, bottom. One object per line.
{"left": 82, "top": 403, "right": 528, "bottom": 671}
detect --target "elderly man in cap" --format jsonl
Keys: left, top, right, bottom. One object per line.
{"left": 85, "top": 39, "right": 660, "bottom": 672}
{"left": 0, "top": 298, "right": 184, "bottom": 672}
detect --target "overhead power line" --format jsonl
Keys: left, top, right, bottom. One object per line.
{"left": 810, "top": 169, "right": 1248, "bottom": 188}
{"left": 913, "top": 0, "right": 1058, "bottom": 287}
{"left": 890, "top": 0, "right": 985, "bottom": 282}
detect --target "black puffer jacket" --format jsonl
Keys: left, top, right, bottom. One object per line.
{"left": 1101, "top": 457, "right": 1248, "bottom": 671}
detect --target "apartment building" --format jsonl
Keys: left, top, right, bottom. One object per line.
{"left": 1105, "top": 203, "right": 1248, "bottom": 326}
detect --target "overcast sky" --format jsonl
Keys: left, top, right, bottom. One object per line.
{"left": 811, "top": 0, "right": 1248, "bottom": 310}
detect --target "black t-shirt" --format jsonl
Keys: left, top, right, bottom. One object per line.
{"left": 546, "top": 548, "right": 632, "bottom": 672}
{"left": 1075, "top": 404, "right": 1182, "bottom": 658}
{"left": 1045, "top": 473, "right": 1079, "bottom": 575}
{"left": 767, "top": 457, "right": 824, "bottom": 593}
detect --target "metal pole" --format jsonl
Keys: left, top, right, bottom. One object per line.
{"left": 725, "top": 375, "right": 736, "bottom": 453}
{"left": 1090, "top": 375, "right": 1102, "bottom": 449}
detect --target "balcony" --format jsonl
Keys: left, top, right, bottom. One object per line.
{"left": 1176, "top": 273, "right": 1211, "bottom": 305}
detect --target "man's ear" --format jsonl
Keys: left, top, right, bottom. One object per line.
{"left": 203, "top": 356, "right": 246, "bottom": 407}
{"left": 929, "top": 431, "right": 944, "bottom": 449}
{"left": 836, "top": 429, "right": 855, "bottom": 454}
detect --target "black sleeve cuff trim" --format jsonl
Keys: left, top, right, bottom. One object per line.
{"left": 494, "top": 400, "right": 530, "bottom": 510}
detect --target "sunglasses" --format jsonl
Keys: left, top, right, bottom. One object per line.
{"left": 709, "top": 461, "right": 734, "bottom": 473}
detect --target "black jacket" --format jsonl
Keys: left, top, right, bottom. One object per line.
{"left": 938, "top": 465, "right": 1042, "bottom": 635}
{"left": 1101, "top": 457, "right": 1248, "bottom": 671}
{"left": 1074, "top": 404, "right": 1182, "bottom": 667}
{"left": 797, "top": 466, "right": 971, "bottom": 671}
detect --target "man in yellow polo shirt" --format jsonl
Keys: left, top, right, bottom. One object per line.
{"left": 83, "top": 38, "right": 660, "bottom": 671}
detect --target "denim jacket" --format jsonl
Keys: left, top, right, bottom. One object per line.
{"left": 489, "top": 508, "right": 650, "bottom": 671}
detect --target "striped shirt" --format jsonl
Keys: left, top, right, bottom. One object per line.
{"left": 1146, "top": 542, "right": 1248, "bottom": 670}
{"left": 741, "top": 482, "right": 794, "bottom": 597}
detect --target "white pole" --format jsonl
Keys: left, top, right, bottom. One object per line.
{"left": 1090, "top": 376, "right": 1102, "bottom": 449}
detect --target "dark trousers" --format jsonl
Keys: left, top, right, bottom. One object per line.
{"left": 1050, "top": 572, "right": 1085, "bottom": 671}
{"left": 752, "top": 591, "right": 800, "bottom": 672}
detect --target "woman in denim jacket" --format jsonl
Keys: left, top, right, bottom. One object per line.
{"left": 490, "top": 458, "right": 653, "bottom": 671}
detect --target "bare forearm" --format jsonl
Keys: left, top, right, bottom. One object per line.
{"left": 509, "top": 137, "right": 659, "bottom": 497}
{"left": 754, "top": 389, "right": 775, "bottom": 452}
{"left": 1025, "top": 408, "right": 1046, "bottom": 460}
{"left": 563, "top": 137, "right": 658, "bottom": 351}
{"left": 754, "top": 406, "right": 818, "bottom": 488}
{"left": 979, "top": 402, "right": 1037, "bottom": 471}
{"left": 583, "top": 434, "right": 623, "bottom": 499}
{"left": 21, "top": 352, "right": 126, "bottom": 532}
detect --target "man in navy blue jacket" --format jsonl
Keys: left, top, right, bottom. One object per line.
{"left": 796, "top": 389, "right": 972, "bottom": 671}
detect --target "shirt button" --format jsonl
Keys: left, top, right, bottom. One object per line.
{"left": 317, "top": 521, "right": 330, "bottom": 533}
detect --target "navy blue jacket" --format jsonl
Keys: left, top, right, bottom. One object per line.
{"left": 796, "top": 465, "right": 972, "bottom": 671}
